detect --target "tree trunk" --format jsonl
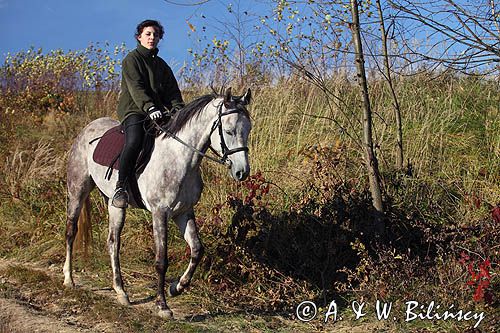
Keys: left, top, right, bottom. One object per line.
{"left": 375, "top": 0, "right": 404, "bottom": 171}
{"left": 350, "top": 0, "right": 384, "bottom": 214}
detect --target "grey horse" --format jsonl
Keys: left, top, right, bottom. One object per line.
{"left": 63, "top": 88, "right": 252, "bottom": 318}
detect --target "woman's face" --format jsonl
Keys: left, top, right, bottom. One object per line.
{"left": 137, "top": 26, "right": 160, "bottom": 49}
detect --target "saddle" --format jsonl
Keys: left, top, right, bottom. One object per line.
{"left": 92, "top": 125, "right": 155, "bottom": 210}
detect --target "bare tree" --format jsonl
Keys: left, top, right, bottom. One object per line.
{"left": 375, "top": 0, "right": 404, "bottom": 170}
{"left": 351, "top": 0, "right": 385, "bottom": 214}
{"left": 209, "top": 1, "right": 263, "bottom": 87}
{"left": 166, "top": 0, "right": 268, "bottom": 86}
{"left": 389, "top": 0, "right": 500, "bottom": 73}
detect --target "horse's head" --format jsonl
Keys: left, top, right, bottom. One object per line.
{"left": 210, "top": 87, "right": 252, "bottom": 181}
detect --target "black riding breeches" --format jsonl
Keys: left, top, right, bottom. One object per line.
{"left": 118, "top": 114, "right": 146, "bottom": 184}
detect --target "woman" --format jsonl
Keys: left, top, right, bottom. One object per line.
{"left": 112, "top": 19, "right": 184, "bottom": 208}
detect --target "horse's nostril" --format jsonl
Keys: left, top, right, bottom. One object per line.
{"left": 236, "top": 170, "right": 243, "bottom": 180}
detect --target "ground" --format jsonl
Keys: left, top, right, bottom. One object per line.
{"left": 0, "top": 258, "right": 396, "bottom": 333}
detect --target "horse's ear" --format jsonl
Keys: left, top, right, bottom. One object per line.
{"left": 224, "top": 87, "right": 232, "bottom": 107}
{"left": 241, "top": 88, "right": 252, "bottom": 105}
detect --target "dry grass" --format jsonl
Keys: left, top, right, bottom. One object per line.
{"left": 0, "top": 48, "right": 498, "bottom": 332}
{"left": 4, "top": 141, "right": 63, "bottom": 199}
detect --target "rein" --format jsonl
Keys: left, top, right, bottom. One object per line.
{"left": 151, "top": 101, "right": 249, "bottom": 167}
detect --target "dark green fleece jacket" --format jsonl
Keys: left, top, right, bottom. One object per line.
{"left": 117, "top": 44, "right": 184, "bottom": 122}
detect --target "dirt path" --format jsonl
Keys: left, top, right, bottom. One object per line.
{"left": 0, "top": 258, "right": 208, "bottom": 332}
{"left": 0, "top": 258, "right": 391, "bottom": 332}
{"left": 0, "top": 258, "right": 116, "bottom": 332}
{"left": 0, "top": 297, "right": 92, "bottom": 333}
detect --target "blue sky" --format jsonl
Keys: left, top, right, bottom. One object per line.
{"left": 2, "top": 1, "right": 487, "bottom": 75}
{"left": 0, "top": 0, "right": 239, "bottom": 68}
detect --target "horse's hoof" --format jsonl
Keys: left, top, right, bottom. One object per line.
{"left": 158, "top": 308, "right": 174, "bottom": 319}
{"left": 168, "top": 280, "right": 183, "bottom": 297}
{"left": 117, "top": 294, "right": 131, "bottom": 306}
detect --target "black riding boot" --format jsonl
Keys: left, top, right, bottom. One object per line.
{"left": 112, "top": 180, "right": 129, "bottom": 208}
{"left": 113, "top": 114, "right": 145, "bottom": 209}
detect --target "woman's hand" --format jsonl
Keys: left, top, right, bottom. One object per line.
{"left": 147, "top": 106, "right": 163, "bottom": 120}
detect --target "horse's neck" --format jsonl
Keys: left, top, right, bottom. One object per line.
{"left": 155, "top": 100, "right": 220, "bottom": 171}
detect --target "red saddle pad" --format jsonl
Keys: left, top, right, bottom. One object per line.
{"left": 92, "top": 125, "right": 124, "bottom": 170}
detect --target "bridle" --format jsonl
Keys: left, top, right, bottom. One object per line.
{"left": 211, "top": 103, "right": 250, "bottom": 165}
{"left": 152, "top": 101, "right": 249, "bottom": 167}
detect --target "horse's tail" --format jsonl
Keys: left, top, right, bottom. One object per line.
{"left": 75, "top": 196, "right": 92, "bottom": 258}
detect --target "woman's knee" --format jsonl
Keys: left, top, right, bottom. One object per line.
{"left": 125, "top": 131, "right": 144, "bottom": 149}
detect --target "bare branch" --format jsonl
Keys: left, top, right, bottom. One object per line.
{"left": 388, "top": 0, "right": 500, "bottom": 73}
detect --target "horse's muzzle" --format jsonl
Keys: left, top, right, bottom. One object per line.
{"left": 235, "top": 169, "right": 249, "bottom": 181}
{"left": 230, "top": 162, "right": 250, "bottom": 181}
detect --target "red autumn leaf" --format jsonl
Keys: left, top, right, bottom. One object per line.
{"left": 478, "top": 279, "right": 490, "bottom": 289}
{"left": 479, "top": 260, "right": 491, "bottom": 278}
{"left": 467, "top": 263, "right": 476, "bottom": 277}
{"left": 491, "top": 205, "right": 500, "bottom": 223}
{"left": 472, "top": 194, "right": 482, "bottom": 209}
{"left": 473, "top": 285, "right": 485, "bottom": 302}
{"left": 458, "top": 251, "right": 470, "bottom": 265}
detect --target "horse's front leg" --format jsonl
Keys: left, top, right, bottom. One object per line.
{"left": 107, "top": 204, "right": 130, "bottom": 306}
{"left": 169, "top": 210, "right": 204, "bottom": 297}
{"left": 152, "top": 207, "right": 173, "bottom": 318}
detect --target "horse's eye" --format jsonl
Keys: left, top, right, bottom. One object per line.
{"left": 225, "top": 130, "right": 235, "bottom": 136}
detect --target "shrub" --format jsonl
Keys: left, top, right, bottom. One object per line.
{"left": 0, "top": 43, "right": 126, "bottom": 119}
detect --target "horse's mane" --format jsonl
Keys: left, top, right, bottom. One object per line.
{"left": 162, "top": 93, "right": 219, "bottom": 135}
{"left": 157, "top": 90, "right": 251, "bottom": 137}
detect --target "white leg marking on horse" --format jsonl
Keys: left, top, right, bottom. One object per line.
{"left": 107, "top": 204, "right": 130, "bottom": 305}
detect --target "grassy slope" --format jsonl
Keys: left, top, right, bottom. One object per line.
{"left": 0, "top": 71, "right": 499, "bottom": 332}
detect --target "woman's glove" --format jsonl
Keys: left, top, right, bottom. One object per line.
{"left": 147, "top": 106, "right": 163, "bottom": 120}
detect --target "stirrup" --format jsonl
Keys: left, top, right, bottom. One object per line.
{"left": 112, "top": 187, "right": 129, "bottom": 208}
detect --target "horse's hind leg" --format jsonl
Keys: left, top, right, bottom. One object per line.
{"left": 152, "top": 207, "right": 173, "bottom": 318}
{"left": 170, "top": 210, "right": 204, "bottom": 297}
{"left": 107, "top": 204, "right": 130, "bottom": 306}
{"left": 63, "top": 173, "right": 94, "bottom": 287}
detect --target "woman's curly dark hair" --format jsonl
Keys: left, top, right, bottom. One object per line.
{"left": 135, "top": 19, "right": 164, "bottom": 40}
